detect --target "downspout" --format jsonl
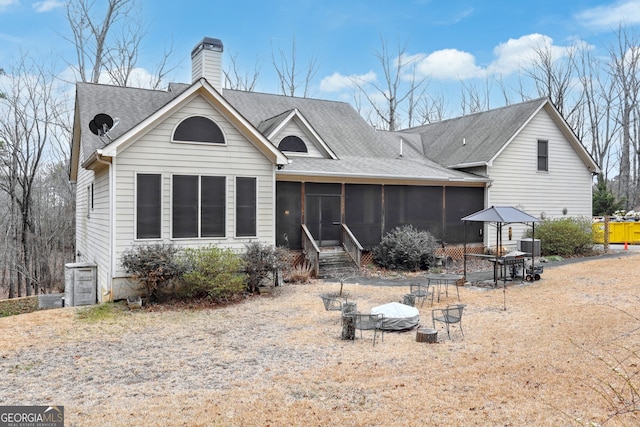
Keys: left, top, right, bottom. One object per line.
{"left": 95, "top": 150, "right": 114, "bottom": 302}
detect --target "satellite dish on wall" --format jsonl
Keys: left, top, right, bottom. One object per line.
{"left": 89, "top": 113, "right": 114, "bottom": 136}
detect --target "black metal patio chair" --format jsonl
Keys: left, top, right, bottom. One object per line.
{"left": 431, "top": 304, "right": 466, "bottom": 339}
{"left": 353, "top": 313, "right": 384, "bottom": 346}
{"left": 409, "top": 282, "right": 434, "bottom": 307}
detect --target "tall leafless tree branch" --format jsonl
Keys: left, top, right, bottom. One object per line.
{"left": 224, "top": 52, "right": 261, "bottom": 91}
{"left": 271, "top": 35, "right": 319, "bottom": 97}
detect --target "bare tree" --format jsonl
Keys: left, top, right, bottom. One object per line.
{"left": 64, "top": 0, "right": 176, "bottom": 88}
{"left": 271, "top": 36, "right": 319, "bottom": 97}
{"left": 415, "top": 93, "right": 447, "bottom": 125}
{"left": 578, "top": 45, "right": 620, "bottom": 186}
{"left": 224, "top": 52, "right": 261, "bottom": 91}
{"left": 30, "top": 162, "right": 75, "bottom": 293}
{"left": 405, "top": 64, "right": 429, "bottom": 128}
{"left": 525, "top": 41, "right": 581, "bottom": 118}
{"left": 102, "top": 14, "right": 142, "bottom": 86}
{"left": 352, "top": 37, "right": 426, "bottom": 131}
{"left": 0, "top": 55, "right": 67, "bottom": 297}
{"left": 607, "top": 27, "right": 640, "bottom": 208}
{"left": 459, "top": 78, "right": 493, "bottom": 115}
{"left": 64, "top": 0, "right": 134, "bottom": 83}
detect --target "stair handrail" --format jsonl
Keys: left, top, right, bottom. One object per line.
{"left": 341, "top": 224, "right": 363, "bottom": 268}
{"left": 301, "top": 224, "right": 320, "bottom": 277}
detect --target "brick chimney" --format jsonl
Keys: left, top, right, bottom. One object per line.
{"left": 191, "top": 37, "right": 224, "bottom": 91}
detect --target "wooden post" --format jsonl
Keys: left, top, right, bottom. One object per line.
{"left": 341, "top": 313, "right": 356, "bottom": 341}
{"left": 604, "top": 215, "right": 610, "bottom": 253}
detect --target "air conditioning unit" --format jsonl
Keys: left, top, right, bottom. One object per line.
{"left": 64, "top": 262, "right": 97, "bottom": 306}
{"left": 517, "top": 239, "right": 541, "bottom": 257}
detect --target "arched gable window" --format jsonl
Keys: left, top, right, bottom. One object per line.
{"left": 278, "top": 135, "right": 307, "bottom": 153}
{"left": 173, "top": 116, "right": 225, "bottom": 144}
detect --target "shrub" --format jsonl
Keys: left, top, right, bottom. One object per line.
{"left": 120, "top": 244, "right": 183, "bottom": 301}
{"left": 180, "top": 246, "right": 246, "bottom": 302}
{"left": 286, "top": 262, "right": 314, "bottom": 284}
{"left": 242, "top": 242, "right": 287, "bottom": 293}
{"left": 524, "top": 217, "right": 593, "bottom": 256}
{"left": 372, "top": 225, "right": 439, "bottom": 271}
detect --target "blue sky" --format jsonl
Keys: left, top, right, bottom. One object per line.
{"left": 1, "top": 0, "right": 640, "bottom": 115}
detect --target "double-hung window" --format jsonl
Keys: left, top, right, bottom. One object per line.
{"left": 172, "top": 175, "right": 225, "bottom": 238}
{"left": 236, "top": 177, "right": 257, "bottom": 237}
{"left": 537, "top": 140, "right": 549, "bottom": 171}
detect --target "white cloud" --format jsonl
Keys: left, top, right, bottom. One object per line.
{"left": 0, "top": 0, "right": 18, "bottom": 11}
{"left": 318, "top": 33, "right": 584, "bottom": 104}
{"left": 32, "top": 1, "right": 64, "bottom": 12}
{"left": 576, "top": 0, "right": 640, "bottom": 30}
{"left": 414, "top": 49, "right": 484, "bottom": 80}
{"left": 320, "top": 70, "right": 376, "bottom": 92}
{"left": 487, "top": 34, "right": 556, "bottom": 75}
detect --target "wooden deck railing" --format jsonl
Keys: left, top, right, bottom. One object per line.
{"left": 301, "top": 224, "right": 320, "bottom": 277}
{"left": 341, "top": 224, "right": 363, "bottom": 268}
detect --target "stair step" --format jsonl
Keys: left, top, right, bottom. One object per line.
{"left": 317, "top": 249, "right": 358, "bottom": 279}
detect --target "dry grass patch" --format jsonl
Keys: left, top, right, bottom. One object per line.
{"left": 0, "top": 295, "right": 38, "bottom": 317}
{"left": 0, "top": 254, "right": 639, "bottom": 426}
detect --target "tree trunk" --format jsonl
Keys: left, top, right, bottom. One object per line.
{"left": 341, "top": 314, "right": 355, "bottom": 341}
{"left": 416, "top": 328, "right": 438, "bottom": 343}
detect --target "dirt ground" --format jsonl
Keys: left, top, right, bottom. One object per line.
{"left": 0, "top": 252, "right": 639, "bottom": 426}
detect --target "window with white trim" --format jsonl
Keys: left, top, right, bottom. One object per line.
{"left": 278, "top": 135, "right": 307, "bottom": 153}
{"left": 136, "top": 174, "right": 162, "bottom": 239}
{"left": 537, "top": 139, "right": 548, "bottom": 171}
{"left": 172, "top": 174, "right": 225, "bottom": 238}
{"left": 236, "top": 177, "right": 257, "bottom": 237}
{"left": 173, "top": 116, "right": 225, "bottom": 144}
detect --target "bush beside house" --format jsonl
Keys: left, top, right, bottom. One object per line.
{"left": 373, "top": 225, "right": 440, "bottom": 271}
{"left": 120, "top": 243, "right": 293, "bottom": 304}
{"left": 525, "top": 218, "right": 593, "bottom": 256}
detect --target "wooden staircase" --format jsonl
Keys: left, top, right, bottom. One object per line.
{"left": 318, "top": 247, "right": 359, "bottom": 279}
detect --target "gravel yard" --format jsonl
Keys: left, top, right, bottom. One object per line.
{"left": 1, "top": 252, "right": 639, "bottom": 426}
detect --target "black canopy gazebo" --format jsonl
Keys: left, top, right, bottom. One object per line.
{"left": 461, "top": 206, "right": 541, "bottom": 308}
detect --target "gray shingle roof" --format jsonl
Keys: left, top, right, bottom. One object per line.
{"left": 461, "top": 206, "right": 541, "bottom": 223}
{"left": 75, "top": 82, "right": 187, "bottom": 161}
{"left": 257, "top": 109, "right": 293, "bottom": 136}
{"left": 223, "top": 90, "right": 484, "bottom": 181}
{"left": 73, "top": 83, "right": 488, "bottom": 182}
{"left": 401, "top": 97, "right": 547, "bottom": 168}
{"left": 223, "top": 90, "right": 393, "bottom": 158}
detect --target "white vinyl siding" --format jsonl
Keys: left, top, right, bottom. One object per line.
{"left": 75, "top": 163, "right": 111, "bottom": 300}
{"left": 113, "top": 95, "right": 276, "bottom": 276}
{"left": 485, "top": 107, "right": 593, "bottom": 248}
